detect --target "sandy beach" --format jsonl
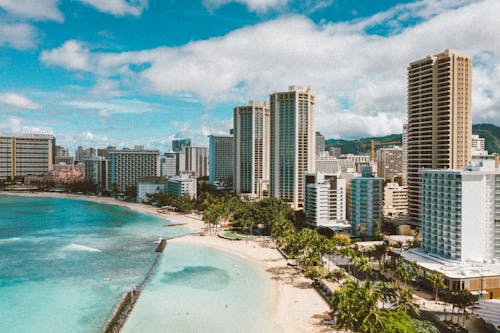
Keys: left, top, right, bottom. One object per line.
{"left": 1, "top": 191, "right": 333, "bottom": 333}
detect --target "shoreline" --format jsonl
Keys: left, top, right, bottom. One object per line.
{"left": 1, "top": 191, "right": 332, "bottom": 333}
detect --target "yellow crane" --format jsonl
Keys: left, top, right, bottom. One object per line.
{"left": 362, "top": 139, "right": 401, "bottom": 162}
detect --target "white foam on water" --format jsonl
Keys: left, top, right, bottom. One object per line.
{"left": 63, "top": 243, "right": 102, "bottom": 253}
{"left": 0, "top": 237, "right": 21, "bottom": 243}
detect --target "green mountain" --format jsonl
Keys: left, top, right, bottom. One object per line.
{"left": 472, "top": 123, "right": 500, "bottom": 154}
{"left": 325, "top": 123, "right": 500, "bottom": 155}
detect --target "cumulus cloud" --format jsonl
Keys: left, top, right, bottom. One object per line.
{"left": 77, "top": 0, "right": 148, "bottom": 16}
{"left": 39, "top": 0, "right": 500, "bottom": 139}
{"left": 0, "top": 22, "right": 37, "bottom": 49}
{"left": 0, "top": 92, "right": 40, "bottom": 109}
{"left": 40, "top": 40, "right": 91, "bottom": 71}
{"left": 0, "top": 0, "right": 63, "bottom": 21}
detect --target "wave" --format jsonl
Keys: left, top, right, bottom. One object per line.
{"left": 63, "top": 243, "right": 102, "bottom": 253}
{"left": 0, "top": 237, "right": 21, "bottom": 243}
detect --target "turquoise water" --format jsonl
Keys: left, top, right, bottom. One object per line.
{"left": 0, "top": 195, "right": 277, "bottom": 333}
{"left": 0, "top": 195, "right": 189, "bottom": 333}
{"left": 123, "top": 243, "right": 276, "bottom": 333}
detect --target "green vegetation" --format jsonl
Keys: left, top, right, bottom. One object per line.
{"left": 473, "top": 123, "right": 500, "bottom": 154}
{"left": 146, "top": 192, "right": 195, "bottom": 212}
{"left": 324, "top": 123, "right": 500, "bottom": 154}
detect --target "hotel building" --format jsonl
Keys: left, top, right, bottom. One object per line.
{"left": 208, "top": 135, "right": 233, "bottom": 186}
{"left": 107, "top": 147, "right": 160, "bottom": 191}
{"left": 160, "top": 153, "right": 177, "bottom": 178}
{"left": 350, "top": 167, "right": 384, "bottom": 238}
{"left": 233, "top": 101, "right": 270, "bottom": 199}
{"left": 270, "top": 86, "right": 316, "bottom": 209}
{"left": 172, "top": 138, "right": 191, "bottom": 153}
{"left": 407, "top": 49, "right": 472, "bottom": 225}
{"left": 304, "top": 172, "right": 346, "bottom": 227}
{"left": 383, "top": 182, "right": 408, "bottom": 218}
{"left": 0, "top": 134, "right": 55, "bottom": 181}
{"left": 83, "top": 156, "right": 108, "bottom": 188}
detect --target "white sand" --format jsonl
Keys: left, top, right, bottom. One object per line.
{"left": 1, "top": 191, "right": 334, "bottom": 332}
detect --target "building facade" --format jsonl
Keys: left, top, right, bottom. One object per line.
{"left": 420, "top": 161, "right": 500, "bottom": 262}
{"left": 376, "top": 147, "right": 403, "bottom": 181}
{"left": 0, "top": 134, "right": 55, "bottom": 181}
{"left": 167, "top": 175, "right": 197, "bottom": 199}
{"left": 350, "top": 167, "right": 384, "bottom": 238}
{"left": 160, "top": 153, "right": 177, "bottom": 178}
{"left": 184, "top": 146, "right": 208, "bottom": 178}
{"left": 402, "top": 123, "right": 408, "bottom": 186}
{"left": 316, "top": 131, "right": 325, "bottom": 155}
{"left": 208, "top": 135, "right": 233, "bottom": 186}
{"left": 383, "top": 182, "right": 408, "bottom": 218}
{"left": 304, "top": 172, "right": 346, "bottom": 227}
{"left": 233, "top": 101, "right": 270, "bottom": 199}
{"left": 107, "top": 148, "right": 160, "bottom": 191}
{"left": 137, "top": 178, "right": 168, "bottom": 203}
{"left": 407, "top": 49, "right": 472, "bottom": 225}
{"left": 172, "top": 138, "right": 191, "bottom": 153}
{"left": 83, "top": 156, "right": 108, "bottom": 188}
{"left": 270, "top": 86, "right": 316, "bottom": 209}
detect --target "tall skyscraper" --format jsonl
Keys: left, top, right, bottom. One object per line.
{"left": 233, "top": 101, "right": 270, "bottom": 199}
{"left": 83, "top": 156, "right": 108, "bottom": 188}
{"left": 107, "top": 147, "right": 160, "bottom": 191}
{"left": 316, "top": 132, "right": 325, "bottom": 155}
{"left": 407, "top": 49, "right": 472, "bottom": 225}
{"left": 172, "top": 138, "right": 191, "bottom": 153}
{"left": 185, "top": 146, "right": 208, "bottom": 178}
{"left": 160, "top": 153, "right": 177, "bottom": 177}
{"left": 270, "top": 86, "right": 316, "bottom": 209}
{"left": 0, "top": 134, "right": 55, "bottom": 181}
{"left": 208, "top": 134, "right": 233, "bottom": 186}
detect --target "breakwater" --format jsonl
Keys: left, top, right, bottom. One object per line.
{"left": 102, "top": 238, "right": 168, "bottom": 333}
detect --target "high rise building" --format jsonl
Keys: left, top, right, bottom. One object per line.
{"left": 328, "top": 146, "right": 341, "bottom": 158}
{"left": 83, "top": 156, "right": 108, "bottom": 188}
{"left": 208, "top": 134, "right": 233, "bottom": 186}
{"left": 304, "top": 172, "right": 346, "bottom": 227}
{"left": 402, "top": 123, "right": 408, "bottom": 186}
{"left": 316, "top": 132, "right": 325, "bottom": 155}
{"left": 376, "top": 147, "right": 403, "bottom": 181}
{"left": 107, "top": 147, "right": 160, "bottom": 191}
{"left": 172, "top": 138, "right": 191, "bottom": 153}
{"left": 270, "top": 86, "right": 316, "bottom": 209}
{"left": 160, "top": 153, "right": 177, "bottom": 178}
{"left": 350, "top": 167, "right": 384, "bottom": 238}
{"left": 233, "top": 101, "right": 270, "bottom": 199}
{"left": 420, "top": 160, "right": 500, "bottom": 262}
{"left": 407, "top": 49, "right": 472, "bottom": 225}
{"left": 185, "top": 146, "right": 208, "bottom": 178}
{"left": 0, "top": 134, "right": 55, "bottom": 181}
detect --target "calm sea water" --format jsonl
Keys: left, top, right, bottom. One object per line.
{"left": 0, "top": 195, "right": 276, "bottom": 333}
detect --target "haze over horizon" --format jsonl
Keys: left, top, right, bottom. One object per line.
{"left": 1, "top": 0, "right": 499, "bottom": 151}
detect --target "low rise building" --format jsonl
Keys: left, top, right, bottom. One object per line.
{"left": 137, "top": 178, "right": 168, "bottom": 203}
{"left": 167, "top": 175, "right": 197, "bottom": 199}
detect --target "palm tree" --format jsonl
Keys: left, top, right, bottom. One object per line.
{"left": 426, "top": 271, "right": 445, "bottom": 301}
{"left": 395, "top": 287, "right": 420, "bottom": 316}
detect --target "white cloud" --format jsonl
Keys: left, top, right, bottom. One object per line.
{"left": 40, "top": 0, "right": 500, "bottom": 139}
{"left": 40, "top": 40, "right": 91, "bottom": 71}
{"left": 0, "top": 92, "right": 40, "bottom": 109}
{"left": 77, "top": 0, "right": 148, "bottom": 16}
{"left": 0, "top": 22, "right": 37, "bottom": 49}
{"left": 204, "top": 0, "right": 289, "bottom": 13}
{"left": 0, "top": 0, "right": 63, "bottom": 21}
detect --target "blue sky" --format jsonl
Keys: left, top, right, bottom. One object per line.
{"left": 1, "top": 0, "right": 499, "bottom": 153}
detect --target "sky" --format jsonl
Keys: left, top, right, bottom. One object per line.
{"left": 0, "top": 0, "right": 499, "bottom": 153}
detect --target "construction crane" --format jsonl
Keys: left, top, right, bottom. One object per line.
{"left": 362, "top": 139, "right": 401, "bottom": 162}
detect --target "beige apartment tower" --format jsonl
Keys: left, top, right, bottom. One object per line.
{"left": 407, "top": 49, "right": 472, "bottom": 225}
{"left": 270, "top": 86, "right": 316, "bottom": 209}
{"left": 233, "top": 101, "right": 270, "bottom": 200}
